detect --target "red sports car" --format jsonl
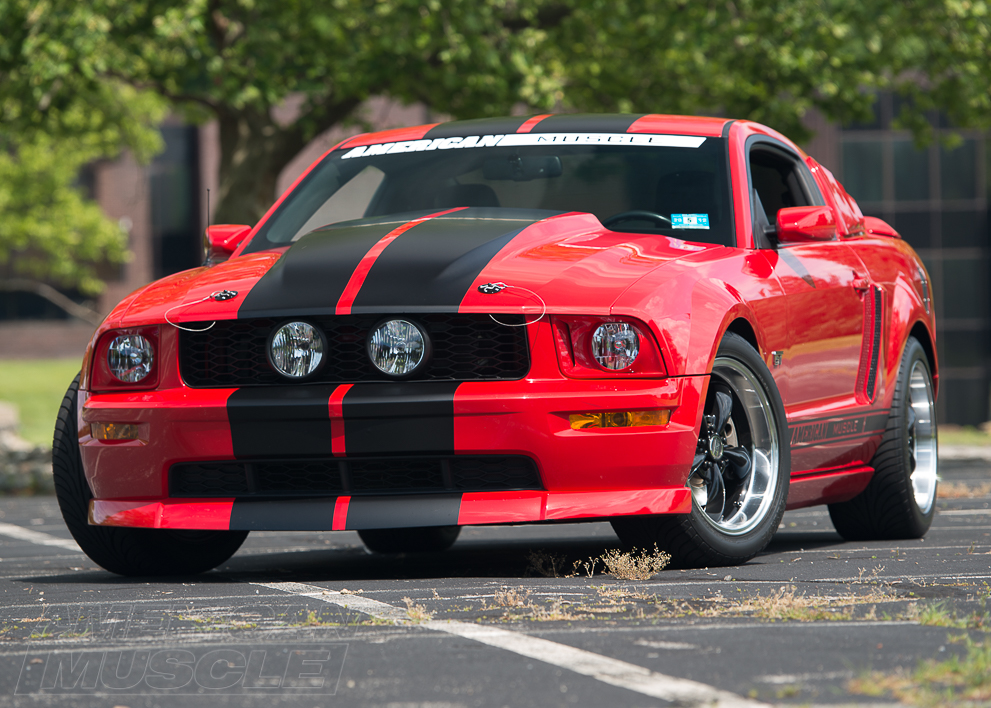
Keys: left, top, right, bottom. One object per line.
{"left": 54, "top": 114, "right": 938, "bottom": 575}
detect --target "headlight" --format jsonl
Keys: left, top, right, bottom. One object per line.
{"left": 368, "top": 319, "right": 427, "bottom": 377}
{"left": 269, "top": 321, "right": 326, "bottom": 378}
{"left": 107, "top": 334, "right": 155, "bottom": 383}
{"left": 591, "top": 322, "right": 640, "bottom": 370}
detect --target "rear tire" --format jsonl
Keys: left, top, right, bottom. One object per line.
{"left": 358, "top": 526, "right": 461, "bottom": 554}
{"left": 828, "top": 337, "right": 938, "bottom": 540}
{"left": 611, "top": 332, "right": 790, "bottom": 568}
{"left": 53, "top": 375, "right": 248, "bottom": 576}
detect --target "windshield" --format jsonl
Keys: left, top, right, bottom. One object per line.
{"left": 244, "top": 134, "right": 732, "bottom": 253}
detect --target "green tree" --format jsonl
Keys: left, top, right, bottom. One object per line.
{"left": 2, "top": 0, "right": 989, "bottom": 227}
{"left": 0, "top": 133, "right": 131, "bottom": 300}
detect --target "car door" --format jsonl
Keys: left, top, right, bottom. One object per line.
{"left": 748, "top": 143, "right": 873, "bottom": 468}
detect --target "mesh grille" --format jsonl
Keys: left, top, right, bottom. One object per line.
{"left": 179, "top": 314, "right": 529, "bottom": 387}
{"left": 169, "top": 456, "right": 541, "bottom": 498}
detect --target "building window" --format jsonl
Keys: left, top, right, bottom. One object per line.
{"left": 839, "top": 94, "right": 990, "bottom": 425}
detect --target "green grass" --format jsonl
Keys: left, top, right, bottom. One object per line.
{"left": 0, "top": 360, "right": 81, "bottom": 446}
{"left": 939, "top": 425, "right": 991, "bottom": 447}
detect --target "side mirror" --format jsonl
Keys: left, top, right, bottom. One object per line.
{"left": 204, "top": 224, "right": 251, "bottom": 264}
{"left": 863, "top": 216, "right": 901, "bottom": 239}
{"left": 776, "top": 206, "right": 836, "bottom": 243}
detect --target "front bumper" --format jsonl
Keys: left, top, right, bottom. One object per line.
{"left": 80, "top": 324, "right": 707, "bottom": 531}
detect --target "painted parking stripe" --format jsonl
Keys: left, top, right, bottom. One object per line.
{"left": 0, "top": 522, "right": 80, "bottom": 551}
{"left": 254, "top": 581, "right": 769, "bottom": 708}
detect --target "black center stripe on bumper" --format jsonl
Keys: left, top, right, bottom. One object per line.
{"left": 227, "top": 382, "right": 461, "bottom": 459}
{"left": 227, "top": 385, "right": 337, "bottom": 458}
{"left": 229, "top": 494, "right": 462, "bottom": 531}
{"left": 343, "top": 382, "right": 460, "bottom": 455}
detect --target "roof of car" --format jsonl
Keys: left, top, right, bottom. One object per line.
{"left": 336, "top": 113, "right": 731, "bottom": 150}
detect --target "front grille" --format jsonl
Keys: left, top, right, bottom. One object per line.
{"left": 169, "top": 456, "right": 542, "bottom": 498}
{"left": 179, "top": 314, "right": 529, "bottom": 387}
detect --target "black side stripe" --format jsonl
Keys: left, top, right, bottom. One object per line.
{"left": 237, "top": 213, "right": 431, "bottom": 318}
{"left": 343, "top": 382, "right": 461, "bottom": 455}
{"left": 227, "top": 385, "right": 336, "bottom": 458}
{"left": 789, "top": 413, "right": 889, "bottom": 447}
{"left": 350, "top": 208, "right": 548, "bottom": 313}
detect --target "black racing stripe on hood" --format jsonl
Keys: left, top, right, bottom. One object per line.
{"left": 350, "top": 207, "right": 551, "bottom": 313}
{"left": 424, "top": 117, "right": 532, "bottom": 138}
{"left": 529, "top": 114, "right": 645, "bottom": 133}
{"left": 236, "top": 212, "right": 433, "bottom": 319}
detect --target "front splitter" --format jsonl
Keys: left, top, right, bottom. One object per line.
{"left": 89, "top": 488, "right": 691, "bottom": 531}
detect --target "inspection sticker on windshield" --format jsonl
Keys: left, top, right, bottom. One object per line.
{"left": 671, "top": 213, "right": 710, "bottom": 230}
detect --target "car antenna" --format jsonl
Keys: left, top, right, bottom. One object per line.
{"left": 206, "top": 188, "right": 210, "bottom": 231}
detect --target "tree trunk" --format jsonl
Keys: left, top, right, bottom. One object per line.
{"left": 213, "top": 107, "right": 307, "bottom": 226}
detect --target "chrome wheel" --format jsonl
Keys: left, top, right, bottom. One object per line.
{"left": 689, "top": 357, "right": 780, "bottom": 536}
{"left": 908, "top": 360, "right": 937, "bottom": 514}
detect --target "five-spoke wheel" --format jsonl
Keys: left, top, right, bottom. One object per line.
{"left": 612, "top": 332, "right": 790, "bottom": 567}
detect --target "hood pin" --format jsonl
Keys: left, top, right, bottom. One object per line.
{"left": 212, "top": 290, "right": 239, "bottom": 301}
{"left": 478, "top": 282, "right": 507, "bottom": 294}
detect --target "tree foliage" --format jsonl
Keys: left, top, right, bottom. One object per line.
{"left": 0, "top": 134, "right": 130, "bottom": 295}
{"left": 1, "top": 0, "right": 990, "bottom": 231}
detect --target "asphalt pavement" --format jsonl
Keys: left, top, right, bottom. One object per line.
{"left": 0, "top": 459, "right": 987, "bottom": 707}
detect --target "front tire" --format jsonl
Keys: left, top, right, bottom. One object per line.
{"left": 53, "top": 375, "right": 248, "bottom": 576}
{"left": 612, "top": 332, "right": 790, "bottom": 567}
{"left": 828, "top": 337, "right": 938, "bottom": 540}
{"left": 358, "top": 526, "right": 461, "bottom": 554}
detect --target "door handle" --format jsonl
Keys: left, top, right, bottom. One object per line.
{"left": 852, "top": 277, "right": 870, "bottom": 292}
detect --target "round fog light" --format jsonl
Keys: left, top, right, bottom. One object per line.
{"left": 269, "top": 321, "right": 326, "bottom": 379}
{"left": 368, "top": 319, "right": 427, "bottom": 377}
{"left": 107, "top": 334, "right": 155, "bottom": 383}
{"left": 591, "top": 322, "right": 640, "bottom": 370}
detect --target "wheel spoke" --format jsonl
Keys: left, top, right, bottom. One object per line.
{"left": 723, "top": 446, "right": 752, "bottom": 481}
{"left": 713, "top": 390, "right": 733, "bottom": 433}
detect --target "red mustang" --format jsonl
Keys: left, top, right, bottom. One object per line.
{"left": 54, "top": 114, "right": 938, "bottom": 575}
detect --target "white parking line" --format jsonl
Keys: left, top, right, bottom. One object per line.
{"left": 254, "top": 581, "right": 769, "bottom": 708}
{"left": 0, "top": 522, "right": 79, "bottom": 552}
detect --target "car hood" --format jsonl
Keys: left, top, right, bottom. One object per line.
{"left": 118, "top": 208, "right": 724, "bottom": 326}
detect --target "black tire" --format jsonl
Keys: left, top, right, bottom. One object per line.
{"left": 53, "top": 375, "right": 248, "bottom": 576}
{"left": 358, "top": 526, "right": 461, "bottom": 554}
{"left": 611, "top": 332, "right": 790, "bottom": 568}
{"left": 828, "top": 337, "right": 938, "bottom": 540}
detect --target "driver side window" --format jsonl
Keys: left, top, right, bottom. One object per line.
{"left": 749, "top": 145, "right": 822, "bottom": 227}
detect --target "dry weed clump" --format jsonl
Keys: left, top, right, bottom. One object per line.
{"left": 402, "top": 597, "right": 433, "bottom": 623}
{"left": 493, "top": 587, "right": 531, "bottom": 608}
{"left": 938, "top": 480, "right": 991, "bottom": 499}
{"left": 747, "top": 585, "right": 855, "bottom": 621}
{"left": 599, "top": 545, "right": 671, "bottom": 580}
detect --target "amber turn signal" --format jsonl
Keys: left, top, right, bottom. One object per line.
{"left": 569, "top": 409, "right": 670, "bottom": 430}
{"left": 92, "top": 422, "right": 140, "bottom": 441}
